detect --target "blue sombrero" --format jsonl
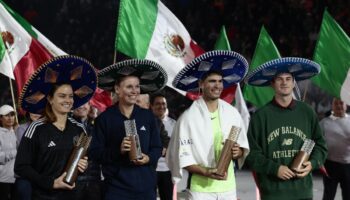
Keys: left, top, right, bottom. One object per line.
{"left": 245, "top": 57, "right": 321, "bottom": 86}
{"left": 172, "top": 50, "right": 248, "bottom": 92}
{"left": 19, "top": 55, "right": 97, "bottom": 114}
{"left": 98, "top": 59, "right": 167, "bottom": 93}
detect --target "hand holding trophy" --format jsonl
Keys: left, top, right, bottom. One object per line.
{"left": 124, "top": 119, "right": 143, "bottom": 161}
{"left": 290, "top": 139, "right": 315, "bottom": 174}
{"left": 64, "top": 133, "right": 92, "bottom": 185}
{"left": 215, "top": 126, "right": 241, "bottom": 176}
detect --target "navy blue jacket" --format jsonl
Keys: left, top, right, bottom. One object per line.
{"left": 90, "top": 104, "right": 162, "bottom": 194}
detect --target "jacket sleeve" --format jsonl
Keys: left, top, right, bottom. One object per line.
{"left": 147, "top": 114, "right": 162, "bottom": 167}
{"left": 157, "top": 119, "right": 170, "bottom": 148}
{"left": 14, "top": 129, "right": 55, "bottom": 190}
{"left": 245, "top": 115, "right": 280, "bottom": 176}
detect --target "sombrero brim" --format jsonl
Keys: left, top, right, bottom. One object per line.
{"left": 172, "top": 50, "right": 248, "bottom": 92}
{"left": 98, "top": 59, "right": 168, "bottom": 93}
{"left": 245, "top": 57, "right": 321, "bottom": 86}
{"left": 19, "top": 55, "right": 97, "bottom": 114}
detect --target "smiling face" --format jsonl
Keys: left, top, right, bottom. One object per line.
{"left": 151, "top": 96, "right": 167, "bottom": 119}
{"left": 48, "top": 84, "right": 74, "bottom": 116}
{"left": 271, "top": 73, "right": 295, "bottom": 97}
{"left": 115, "top": 76, "right": 140, "bottom": 106}
{"left": 199, "top": 73, "right": 223, "bottom": 101}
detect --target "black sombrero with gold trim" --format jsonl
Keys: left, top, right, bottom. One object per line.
{"left": 98, "top": 59, "right": 167, "bottom": 93}
{"left": 19, "top": 55, "right": 97, "bottom": 114}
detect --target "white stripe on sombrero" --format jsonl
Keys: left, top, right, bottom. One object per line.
{"left": 244, "top": 57, "right": 321, "bottom": 84}
{"left": 24, "top": 118, "right": 46, "bottom": 139}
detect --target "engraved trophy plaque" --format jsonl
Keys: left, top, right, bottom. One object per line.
{"left": 215, "top": 126, "right": 241, "bottom": 176}
{"left": 290, "top": 139, "right": 315, "bottom": 172}
{"left": 124, "top": 120, "right": 143, "bottom": 161}
{"left": 64, "top": 133, "right": 92, "bottom": 185}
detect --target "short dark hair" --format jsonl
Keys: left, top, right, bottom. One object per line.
{"left": 200, "top": 70, "right": 223, "bottom": 81}
{"left": 150, "top": 93, "right": 166, "bottom": 105}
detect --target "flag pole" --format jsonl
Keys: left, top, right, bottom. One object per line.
{"left": 113, "top": 50, "right": 117, "bottom": 64}
{"left": 2, "top": 30, "right": 19, "bottom": 123}
{"left": 302, "top": 81, "right": 309, "bottom": 102}
{"left": 8, "top": 78, "right": 18, "bottom": 123}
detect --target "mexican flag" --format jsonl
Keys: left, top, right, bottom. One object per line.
{"left": 0, "top": 32, "right": 12, "bottom": 78}
{"left": 312, "top": 10, "right": 350, "bottom": 105}
{"left": 115, "top": 0, "right": 204, "bottom": 93}
{"left": 243, "top": 26, "right": 281, "bottom": 108}
{"left": 0, "top": 1, "right": 65, "bottom": 95}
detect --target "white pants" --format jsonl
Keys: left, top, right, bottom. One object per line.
{"left": 186, "top": 189, "right": 237, "bottom": 200}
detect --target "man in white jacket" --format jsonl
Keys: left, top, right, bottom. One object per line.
{"left": 167, "top": 50, "right": 250, "bottom": 200}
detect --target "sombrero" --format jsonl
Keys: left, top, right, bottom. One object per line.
{"left": 245, "top": 57, "right": 321, "bottom": 86}
{"left": 98, "top": 59, "right": 167, "bottom": 93}
{"left": 19, "top": 55, "right": 97, "bottom": 114}
{"left": 172, "top": 50, "right": 248, "bottom": 92}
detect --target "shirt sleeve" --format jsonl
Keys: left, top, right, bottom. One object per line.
{"left": 14, "top": 129, "right": 55, "bottom": 190}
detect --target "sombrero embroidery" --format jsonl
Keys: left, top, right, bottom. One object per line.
{"left": 172, "top": 50, "right": 249, "bottom": 92}
{"left": 19, "top": 55, "right": 97, "bottom": 114}
{"left": 98, "top": 59, "right": 167, "bottom": 93}
{"left": 245, "top": 57, "right": 321, "bottom": 86}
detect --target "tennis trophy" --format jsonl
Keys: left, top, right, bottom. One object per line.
{"left": 64, "top": 133, "right": 92, "bottom": 185}
{"left": 124, "top": 119, "right": 143, "bottom": 161}
{"left": 215, "top": 126, "right": 241, "bottom": 176}
{"left": 290, "top": 139, "right": 315, "bottom": 172}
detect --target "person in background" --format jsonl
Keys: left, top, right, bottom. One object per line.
{"left": 92, "top": 59, "right": 166, "bottom": 200}
{"left": 136, "top": 94, "right": 170, "bottom": 153}
{"left": 73, "top": 102, "right": 102, "bottom": 200}
{"left": 245, "top": 57, "right": 328, "bottom": 200}
{"left": 14, "top": 112, "right": 42, "bottom": 200}
{"left": 320, "top": 98, "right": 350, "bottom": 200}
{"left": 167, "top": 50, "right": 250, "bottom": 200}
{"left": 15, "top": 112, "right": 42, "bottom": 146}
{"left": 0, "top": 104, "right": 17, "bottom": 200}
{"left": 15, "top": 55, "right": 95, "bottom": 199}
{"left": 150, "top": 93, "right": 176, "bottom": 200}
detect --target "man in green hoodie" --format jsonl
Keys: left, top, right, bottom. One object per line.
{"left": 244, "top": 57, "right": 327, "bottom": 200}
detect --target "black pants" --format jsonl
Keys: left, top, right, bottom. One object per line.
{"left": 322, "top": 159, "right": 350, "bottom": 200}
{"left": 15, "top": 178, "right": 32, "bottom": 200}
{"left": 0, "top": 182, "right": 15, "bottom": 200}
{"left": 157, "top": 171, "right": 173, "bottom": 200}
{"left": 74, "top": 181, "right": 102, "bottom": 200}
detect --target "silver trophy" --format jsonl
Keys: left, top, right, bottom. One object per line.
{"left": 290, "top": 139, "right": 315, "bottom": 172}
{"left": 124, "top": 120, "right": 143, "bottom": 161}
